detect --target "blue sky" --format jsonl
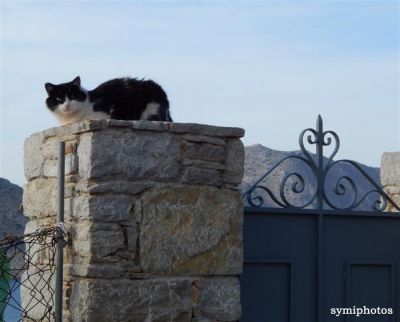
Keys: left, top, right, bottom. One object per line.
{"left": 0, "top": 1, "right": 399, "bottom": 186}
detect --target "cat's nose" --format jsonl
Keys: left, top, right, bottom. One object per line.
{"left": 61, "top": 104, "right": 70, "bottom": 112}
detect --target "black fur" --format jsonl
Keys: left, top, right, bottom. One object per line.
{"left": 90, "top": 78, "right": 171, "bottom": 121}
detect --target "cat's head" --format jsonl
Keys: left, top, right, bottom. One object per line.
{"left": 45, "top": 76, "right": 87, "bottom": 119}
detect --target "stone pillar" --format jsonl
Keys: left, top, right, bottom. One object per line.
{"left": 23, "top": 120, "right": 245, "bottom": 322}
{"left": 381, "top": 152, "right": 400, "bottom": 212}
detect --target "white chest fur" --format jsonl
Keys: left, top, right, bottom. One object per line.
{"left": 53, "top": 98, "right": 109, "bottom": 126}
{"left": 140, "top": 102, "right": 160, "bottom": 120}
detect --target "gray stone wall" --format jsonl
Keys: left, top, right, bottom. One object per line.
{"left": 22, "top": 120, "right": 245, "bottom": 322}
{"left": 381, "top": 152, "right": 400, "bottom": 211}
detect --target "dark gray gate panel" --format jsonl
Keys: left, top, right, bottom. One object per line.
{"left": 240, "top": 116, "right": 400, "bottom": 322}
{"left": 241, "top": 211, "right": 318, "bottom": 322}
{"left": 242, "top": 211, "right": 400, "bottom": 322}
{"left": 324, "top": 215, "right": 400, "bottom": 322}
{"left": 241, "top": 263, "right": 291, "bottom": 322}
{"left": 347, "top": 264, "right": 393, "bottom": 322}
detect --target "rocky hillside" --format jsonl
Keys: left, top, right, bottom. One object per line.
{"left": 0, "top": 178, "right": 26, "bottom": 240}
{"left": 241, "top": 144, "right": 381, "bottom": 210}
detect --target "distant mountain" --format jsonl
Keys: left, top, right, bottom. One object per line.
{"left": 241, "top": 144, "right": 381, "bottom": 211}
{"left": 0, "top": 178, "right": 26, "bottom": 240}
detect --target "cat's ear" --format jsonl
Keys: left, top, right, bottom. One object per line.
{"left": 45, "top": 83, "right": 54, "bottom": 94}
{"left": 72, "top": 76, "right": 81, "bottom": 87}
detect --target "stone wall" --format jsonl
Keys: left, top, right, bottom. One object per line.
{"left": 22, "top": 120, "right": 245, "bottom": 322}
{"left": 381, "top": 152, "right": 400, "bottom": 211}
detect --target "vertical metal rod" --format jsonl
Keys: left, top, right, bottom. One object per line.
{"left": 55, "top": 141, "right": 65, "bottom": 322}
{"left": 316, "top": 115, "right": 324, "bottom": 322}
{"left": 316, "top": 115, "right": 324, "bottom": 210}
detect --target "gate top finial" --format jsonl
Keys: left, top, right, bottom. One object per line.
{"left": 317, "top": 115, "right": 323, "bottom": 130}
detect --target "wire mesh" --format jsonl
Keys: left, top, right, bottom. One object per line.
{"left": 0, "top": 227, "right": 58, "bottom": 322}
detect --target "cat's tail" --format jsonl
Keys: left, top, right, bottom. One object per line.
{"left": 166, "top": 109, "right": 173, "bottom": 122}
{"left": 164, "top": 100, "right": 173, "bottom": 122}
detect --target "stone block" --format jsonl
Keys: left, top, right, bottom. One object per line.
{"left": 42, "top": 158, "right": 57, "bottom": 177}
{"left": 64, "top": 263, "right": 125, "bottom": 278}
{"left": 68, "top": 221, "right": 136, "bottom": 266}
{"left": 41, "top": 119, "right": 108, "bottom": 139}
{"left": 24, "top": 132, "right": 45, "bottom": 180}
{"left": 23, "top": 178, "right": 58, "bottom": 219}
{"left": 70, "top": 278, "right": 192, "bottom": 322}
{"left": 78, "top": 130, "right": 182, "bottom": 181}
{"left": 183, "top": 159, "right": 226, "bottom": 170}
{"left": 65, "top": 140, "right": 79, "bottom": 154}
{"left": 194, "top": 277, "right": 241, "bottom": 321}
{"left": 180, "top": 141, "right": 225, "bottom": 163}
{"left": 137, "top": 185, "right": 243, "bottom": 274}
{"left": 223, "top": 139, "right": 245, "bottom": 185}
{"left": 69, "top": 220, "right": 91, "bottom": 242}
{"left": 381, "top": 152, "right": 400, "bottom": 186}
{"left": 89, "top": 223, "right": 126, "bottom": 256}
{"left": 42, "top": 136, "right": 60, "bottom": 159}
{"left": 179, "top": 134, "right": 226, "bottom": 146}
{"left": 130, "top": 120, "right": 170, "bottom": 131}
{"left": 170, "top": 123, "right": 245, "bottom": 138}
{"left": 65, "top": 154, "right": 78, "bottom": 175}
{"left": 68, "top": 279, "right": 89, "bottom": 321}
{"left": 384, "top": 186, "right": 400, "bottom": 195}
{"left": 76, "top": 181, "right": 152, "bottom": 195}
{"left": 71, "top": 195, "right": 134, "bottom": 222}
{"left": 182, "top": 167, "right": 222, "bottom": 186}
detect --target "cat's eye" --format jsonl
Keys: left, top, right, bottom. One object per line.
{"left": 56, "top": 97, "right": 63, "bottom": 102}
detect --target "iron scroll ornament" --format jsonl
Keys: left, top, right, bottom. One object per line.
{"left": 243, "top": 115, "right": 400, "bottom": 212}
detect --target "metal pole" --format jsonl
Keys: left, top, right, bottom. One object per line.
{"left": 316, "top": 115, "right": 324, "bottom": 210}
{"left": 316, "top": 115, "right": 324, "bottom": 322}
{"left": 55, "top": 141, "right": 65, "bottom": 322}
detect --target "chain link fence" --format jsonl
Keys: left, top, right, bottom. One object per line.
{"left": 0, "top": 227, "right": 59, "bottom": 321}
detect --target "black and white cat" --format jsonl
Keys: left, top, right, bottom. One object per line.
{"left": 45, "top": 76, "right": 172, "bottom": 125}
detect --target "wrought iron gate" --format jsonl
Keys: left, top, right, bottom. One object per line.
{"left": 241, "top": 116, "right": 400, "bottom": 322}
